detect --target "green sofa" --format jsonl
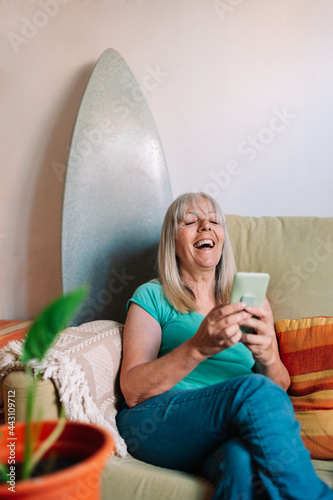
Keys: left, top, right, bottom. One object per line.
{"left": 2, "top": 213, "right": 333, "bottom": 498}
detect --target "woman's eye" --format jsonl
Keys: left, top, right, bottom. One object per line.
{"left": 210, "top": 220, "right": 218, "bottom": 225}
{"left": 185, "top": 221, "right": 195, "bottom": 226}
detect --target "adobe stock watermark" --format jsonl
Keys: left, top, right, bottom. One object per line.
{"left": 198, "top": 107, "right": 296, "bottom": 198}
{"left": 52, "top": 63, "right": 170, "bottom": 183}
{"left": 213, "top": 0, "right": 244, "bottom": 21}
{"left": 270, "top": 235, "right": 333, "bottom": 306}
{"left": 7, "top": 0, "right": 70, "bottom": 54}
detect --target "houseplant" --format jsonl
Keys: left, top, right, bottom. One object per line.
{"left": 0, "top": 287, "right": 115, "bottom": 499}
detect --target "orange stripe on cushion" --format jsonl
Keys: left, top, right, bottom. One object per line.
{"left": 0, "top": 320, "right": 32, "bottom": 337}
{"left": 291, "top": 391, "right": 333, "bottom": 411}
{"left": 276, "top": 324, "right": 333, "bottom": 353}
{"left": 301, "top": 436, "right": 333, "bottom": 460}
{"left": 0, "top": 320, "right": 32, "bottom": 350}
{"left": 281, "top": 344, "right": 333, "bottom": 375}
{"left": 0, "top": 321, "right": 15, "bottom": 329}
{"left": 293, "top": 399, "right": 333, "bottom": 411}
{"left": 290, "top": 377, "right": 333, "bottom": 397}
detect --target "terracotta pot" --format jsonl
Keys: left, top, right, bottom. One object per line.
{"left": 0, "top": 420, "right": 115, "bottom": 500}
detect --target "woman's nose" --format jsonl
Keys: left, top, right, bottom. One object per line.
{"left": 199, "top": 219, "right": 211, "bottom": 230}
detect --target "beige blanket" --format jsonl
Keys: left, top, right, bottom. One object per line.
{"left": 0, "top": 320, "right": 127, "bottom": 457}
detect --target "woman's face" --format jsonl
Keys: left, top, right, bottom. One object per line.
{"left": 175, "top": 198, "right": 225, "bottom": 277}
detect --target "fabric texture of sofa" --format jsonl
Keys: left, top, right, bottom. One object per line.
{"left": 1, "top": 214, "right": 333, "bottom": 498}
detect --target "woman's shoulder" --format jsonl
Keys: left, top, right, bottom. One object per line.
{"left": 128, "top": 279, "right": 175, "bottom": 324}
{"left": 134, "top": 279, "right": 162, "bottom": 293}
{"left": 130, "top": 279, "right": 165, "bottom": 303}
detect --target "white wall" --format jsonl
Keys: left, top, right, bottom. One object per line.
{"left": 1, "top": 0, "right": 333, "bottom": 319}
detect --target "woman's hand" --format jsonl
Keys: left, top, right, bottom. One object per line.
{"left": 189, "top": 302, "right": 252, "bottom": 360}
{"left": 239, "top": 297, "right": 276, "bottom": 366}
{"left": 239, "top": 297, "right": 291, "bottom": 390}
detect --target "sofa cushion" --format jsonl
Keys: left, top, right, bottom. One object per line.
{"left": 102, "top": 455, "right": 215, "bottom": 500}
{"left": 311, "top": 459, "right": 333, "bottom": 489}
{"left": 226, "top": 215, "right": 333, "bottom": 321}
{"left": 0, "top": 320, "right": 31, "bottom": 350}
{"left": 276, "top": 316, "right": 333, "bottom": 459}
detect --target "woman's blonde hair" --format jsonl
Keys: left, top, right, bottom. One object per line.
{"left": 158, "top": 192, "right": 236, "bottom": 313}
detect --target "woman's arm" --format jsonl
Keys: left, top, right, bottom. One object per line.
{"left": 240, "top": 298, "right": 291, "bottom": 391}
{"left": 120, "top": 303, "right": 202, "bottom": 407}
{"left": 120, "top": 302, "right": 252, "bottom": 407}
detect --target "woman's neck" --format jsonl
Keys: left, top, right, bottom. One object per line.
{"left": 181, "top": 270, "right": 216, "bottom": 316}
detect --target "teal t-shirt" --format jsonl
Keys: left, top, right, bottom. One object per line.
{"left": 127, "top": 280, "right": 255, "bottom": 391}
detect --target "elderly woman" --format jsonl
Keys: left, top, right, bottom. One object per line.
{"left": 116, "top": 192, "right": 332, "bottom": 499}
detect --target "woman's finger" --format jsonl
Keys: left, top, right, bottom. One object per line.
{"left": 210, "top": 301, "right": 247, "bottom": 321}
{"left": 244, "top": 305, "right": 266, "bottom": 320}
{"left": 214, "top": 309, "right": 252, "bottom": 333}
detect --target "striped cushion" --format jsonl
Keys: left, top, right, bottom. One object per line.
{"left": 0, "top": 320, "right": 32, "bottom": 350}
{"left": 276, "top": 317, "right": 333, "bottom": 459}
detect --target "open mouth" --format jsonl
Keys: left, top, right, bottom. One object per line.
{"left": 193, "top": 239, "right": 215, "bottom": 249}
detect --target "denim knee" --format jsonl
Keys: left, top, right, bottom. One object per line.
{"left": 226, "top": 374, "right": 296, "bottom": 427}
{"left": 234, "top": 374, "right": 291, "bottom": 406}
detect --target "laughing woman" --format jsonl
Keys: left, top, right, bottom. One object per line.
{"left": 116, "top": 192, "right": 333, "bottom": 500}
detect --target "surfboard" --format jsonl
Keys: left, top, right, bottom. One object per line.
{"left": 62, "top": 49, "right": 173, "bottom": 326}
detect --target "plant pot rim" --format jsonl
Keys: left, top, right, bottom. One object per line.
{"left": 0, "top": 419, "right": 115, "bottom": 495}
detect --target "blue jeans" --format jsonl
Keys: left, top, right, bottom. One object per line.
{"left": 116, "top": 375, "right": 333, "bottom": 499}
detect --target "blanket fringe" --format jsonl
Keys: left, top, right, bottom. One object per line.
{"left": 0, "top": 340, "right": 127, "bottom": 457}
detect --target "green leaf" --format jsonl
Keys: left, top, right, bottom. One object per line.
{"left": 0, "top": 459, "right": 9, "bottom": 484}
{"left": 20, "top": 286, "right": 89, "bottom": 364}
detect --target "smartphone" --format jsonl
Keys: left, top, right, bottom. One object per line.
{"left": 230, "top": 272, "right": 270, "bottom": 333}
